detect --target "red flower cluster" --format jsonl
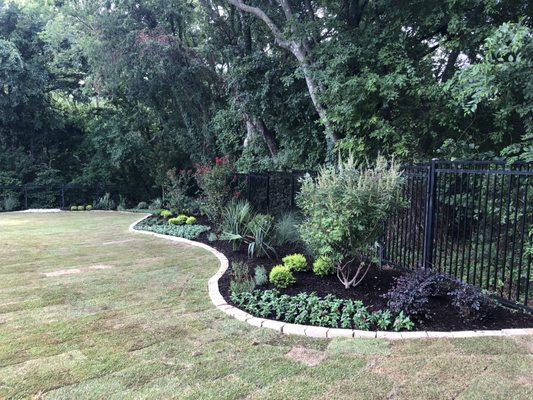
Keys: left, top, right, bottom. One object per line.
{"left": 214, "top": 156, "right": 230, "bottom": 166}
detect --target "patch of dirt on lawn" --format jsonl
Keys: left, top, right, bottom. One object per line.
{"left": 44, "top": 268, "right": 82, "bottom": 277}
{"left": 285, "top": 346, "right": 327, "bottom": 367}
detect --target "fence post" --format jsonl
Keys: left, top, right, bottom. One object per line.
{"left": 422, "top": 159, "right": 438, "bottom": 269}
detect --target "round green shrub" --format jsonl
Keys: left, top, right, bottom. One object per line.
{"left": 185, "top": 216, "right": 196, "bottom": 225}
{"left": 70, "top": 206, "right": 77, "bottom": 211}
{"left": 86, "top": 205, "right": 93, "bottom": 211}
{"left": 160, "top": 209, "right": 173, "bottom": 219}
{"left": 168, "top": 217, "right": 181, "bottom": 225}
{"left": 136, "top": 201, "right": 148, "bottom": 209}
{"left": 77, "top": 205, "right": 85, "bottom": 211}
{"left": 282, "top": 253, "right": 308, "bottom": 272}
{"left": 176, "top": 214, "right": 188, "bottom": 224}
{"left": 313, "top": 256, "right": 335, "bottom": 276}
{"left": 269, "top": 265, "right": 296, "bottom": 288}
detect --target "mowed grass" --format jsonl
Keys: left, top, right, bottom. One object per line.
{"left": 0, "top": 212, "right": 531, "bottom": 400}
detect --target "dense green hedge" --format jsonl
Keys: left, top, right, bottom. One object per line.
{"left": 135, "top": 223, "right": 210, "bottom": 240}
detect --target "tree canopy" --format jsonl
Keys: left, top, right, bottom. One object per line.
{"left": 0, "top": 0, "right": 531, "bottom": 190}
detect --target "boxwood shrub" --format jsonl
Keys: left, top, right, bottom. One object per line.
{"left": 282, "top": 253, "right": 308, "bottom": 272}
{"left": 269, "top": 265, "right": 296, "bottom": 288}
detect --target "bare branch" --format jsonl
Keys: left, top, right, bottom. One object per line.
{"left": 226, "top": 0, "right": 291, "bottom": 49}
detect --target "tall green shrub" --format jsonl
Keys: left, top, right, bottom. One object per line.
{"left": 297, "top": 156, "right": 403, "bottom": 289}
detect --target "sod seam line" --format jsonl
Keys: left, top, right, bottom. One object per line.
{"left": 128, "top": 214, "right": 533, "bottom": 340}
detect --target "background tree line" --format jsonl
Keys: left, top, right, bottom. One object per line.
{"left": 0, "top": 0, "right": 531, "bottom": 193}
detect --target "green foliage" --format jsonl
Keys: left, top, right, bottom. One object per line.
{"left": 282, "top": 254, "right": 308, "bottom": 272}
{"left": 160, "top": 210, "right": 173, "bottom": 219}
{"left": 164, "top": 169, "right": 196, "bottom": 212}
{"left": 195, "top": 157, "right": 235, "bottom": 224}
{"left": 136, "top": 201, "right": 148, "bottom": 209}
{"left": 2, "top": 194, "right": 19, "bottom": 211}
{"left": 273, "top": 213, "right": 301, "bottom": 246}
{"left": 297, "top": 156, "right": 403, "bottom": 288}
{"left": 77, "top": 205, "right": 85, "bottom": 211}
{"left": 117, "top": 195, "right": 126, "bottom": 211}
{"left": 169, "top": 215, "right": 187, "bottom": 225}
{"left": 94, "top": 193, "right": 115, "bottom": 210}
{"left": 247, "top": 214, "right": 275, "bottom": 258}
{"left": 313, "top": 257, "right": 335, "bottom": 277}
{"left": 134, "top": 223, "right": 210, "bottom": 240}
{"left": 185, "top": 216, "right": 196, "bottom": 225}
{"left": 222, "top": 200, "right": 253, "bottom": 236}
{"left": 231, "top": 290, "right": 414, "bottom": 331}
{"left": 85, "top": 205, "right": 93, "bottom": 211}
{"left": 70, "top": 206, "right": 77, "bottom": 211}
{"left": 254, "top": 266, "right": 268, "bottom": 286}
{"left": 229, "top": 261, "right": 256, "bottom": 295}
{"left": 269, "top": 265, "right": 296, "bottom": 289}
{"left": 149, "top": 199, "right": 163, "bottom": 210}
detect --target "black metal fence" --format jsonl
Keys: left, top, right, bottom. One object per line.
{"left": 238, "top": 161, "right": 532, "bottom": 308}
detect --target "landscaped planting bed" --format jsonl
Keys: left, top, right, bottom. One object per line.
{"left": 135, "top": 213, "right": 533, "bottom": 332}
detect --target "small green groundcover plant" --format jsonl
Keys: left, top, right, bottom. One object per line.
{"left": 231, "top": 290, "right": 414, "bottom": 331}
{"left": 135, "top": 223, "right": 209, "bottom": 240}
{"left": 269, "top": 265, "right": 296, "bottom": 288}
{"left": 282, "top": 254, "right": 308, "bottom": 272}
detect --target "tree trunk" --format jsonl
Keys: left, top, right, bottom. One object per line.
{"left": 254, "top": 118, "right": 278, "bottom": 156}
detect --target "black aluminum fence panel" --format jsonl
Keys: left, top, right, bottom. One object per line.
{"left": 238, "top": 161, "right": 532, "bottom": 308}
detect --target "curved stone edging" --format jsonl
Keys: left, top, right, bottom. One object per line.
{"left": 128, "top": 214, "right": 532, "bottom": 340}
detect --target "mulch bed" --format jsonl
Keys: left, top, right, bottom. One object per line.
{"left": 141, "top": 215, "right": 533, "bottom": 332}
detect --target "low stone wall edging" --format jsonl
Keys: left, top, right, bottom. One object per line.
{"left": 128, "top": 215, "right": 532, "bottom": 340}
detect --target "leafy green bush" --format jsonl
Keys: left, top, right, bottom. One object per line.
{"left": 269, "top": 265, "right": 296, "bottom": 288}
{"left": 273, "top": 213, "right": 301, "bottom": 245}
{"left": 229, "top": 261, "right": 256, "bottom": 295}
{"left": 86, "top": 205, "right": 93, "bottom": 211}
{"left": 297, "top": 156, "right": 403, "bottom": 289}
{"left": 164, "top": 168, "right": 195, "bottom": 212}
{"left": 134, "top": 223, "right": 210, "bottom": 240}
{"left": 149, "top": 198, "right": 163, "bottom": 210}
{"left": 254, "top": 266, "right": 268, "bottom": 286}
{"left": 2, "top": 194, "right": 19, "bottom": 211}
{"left": 185, "top": 216, "right": 196, "bottom": 225}
{"left": 70, "top": 205, "right": 77, "bottom": 211}
{"left": 136, "top": 201, "right": 148, "bottom": 209}
{"left": 94, "top": 193, "right": 116, "bottom": 210}
{"left": 169, "top": 214, "right": 187, "bottom": 225}
{"left": 77, "top": 205, "right": 85, "bottom": 211}
{"left": 231, "top": 290, "right": 414, "bottom": 331}
{"left": 117, "top": 194, "right": 126, "bottom": 211}
{"left": 282, "top": 254, "right": 308, "bottom": 272}
{"left": 160, "top": 209, "right": 173, "bottom": 219}
{"left": 313, "top": 256, "right": 335, "bottom": 276}
{"left": 194, "top": 156, "right": 235, "bottom": 224}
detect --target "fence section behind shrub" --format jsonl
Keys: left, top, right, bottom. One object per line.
{"left": 239, "top": 161, "right": 532, "bottom": 308}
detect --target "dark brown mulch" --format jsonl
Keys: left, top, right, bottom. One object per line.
{"left": 141, "top": 215, "right": 533, "bottom": 331}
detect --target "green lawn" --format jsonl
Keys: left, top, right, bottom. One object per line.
{"left": 0, "top": 212, "right": 531, "bottom": 399}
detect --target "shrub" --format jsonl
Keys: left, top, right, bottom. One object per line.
{"left": 269, "top": 265, "right": 296, "bottom": 288}
{"left": 273, "top": 213, "right": 301, "bottom": 245}
{"left": 94, "top": 193, "right": 115, "bottom": 210}
{"left": 297, "top": 156, "right": 403, "bottom": 289}
{"left": 160, "top": 209, "right": 173, "bottom": 219}
{"left": 86, "top": 205, "right": 93, "bottom": 211}
{"left": 230, "top": 262, "right": 256, "bottom": 295}
{"left": 117, "top": 194, "right": 126, "bottom": 211}
{"left": 168, "top": 214, "right": 187, "bottom": 225}
{"left": 282, "top": 254, "right": 308, "bottom": 272}
{"left": 136, "top": 201, "right": 148, "bottom": 209}
{"left": 77, "top": 205, "right": 85, "bottom": 211}
{"left": 194, "top": 156, "right": 236, "bottom": 224}
{"left": 185, "top": 216, "right": 196, "bottom": 225}
{"left": 254, "top": 266, "right": 268, "bottom": 286}
{"left": 70, "top": 205, "right": 77, "bottom": 211}
{"left": 222, "top": 200, "right": 253, "bottom": 249}
{"left": 149, "top": 198, "right": 163, "bottom": 210}
{"left": 134, "top": 223, "right": 210, "bottom": 240}
{"left": 164, "top": 168, "right": 195, "bottom": 212}
{"left": 3, "top": 194, "right": 19, "bottom": 211}
{"left": 247, "top": 214, "right": 275, "bottom": 258}
{"left": 313, "top": 257, "right": 335, "bottom": 276}
{"left": 230, "top": 290, "right": 414, "bottom": 331}
{"left": 385, "top": 269, "right": 490, "bottom": 321}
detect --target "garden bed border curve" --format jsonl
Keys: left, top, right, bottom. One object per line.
{"left": 129, "top": 214, "right": 532, "bottom": 340}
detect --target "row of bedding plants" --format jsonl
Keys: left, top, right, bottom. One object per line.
{"left": 134, "top": 155, "right": 533, "bottom": 332}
